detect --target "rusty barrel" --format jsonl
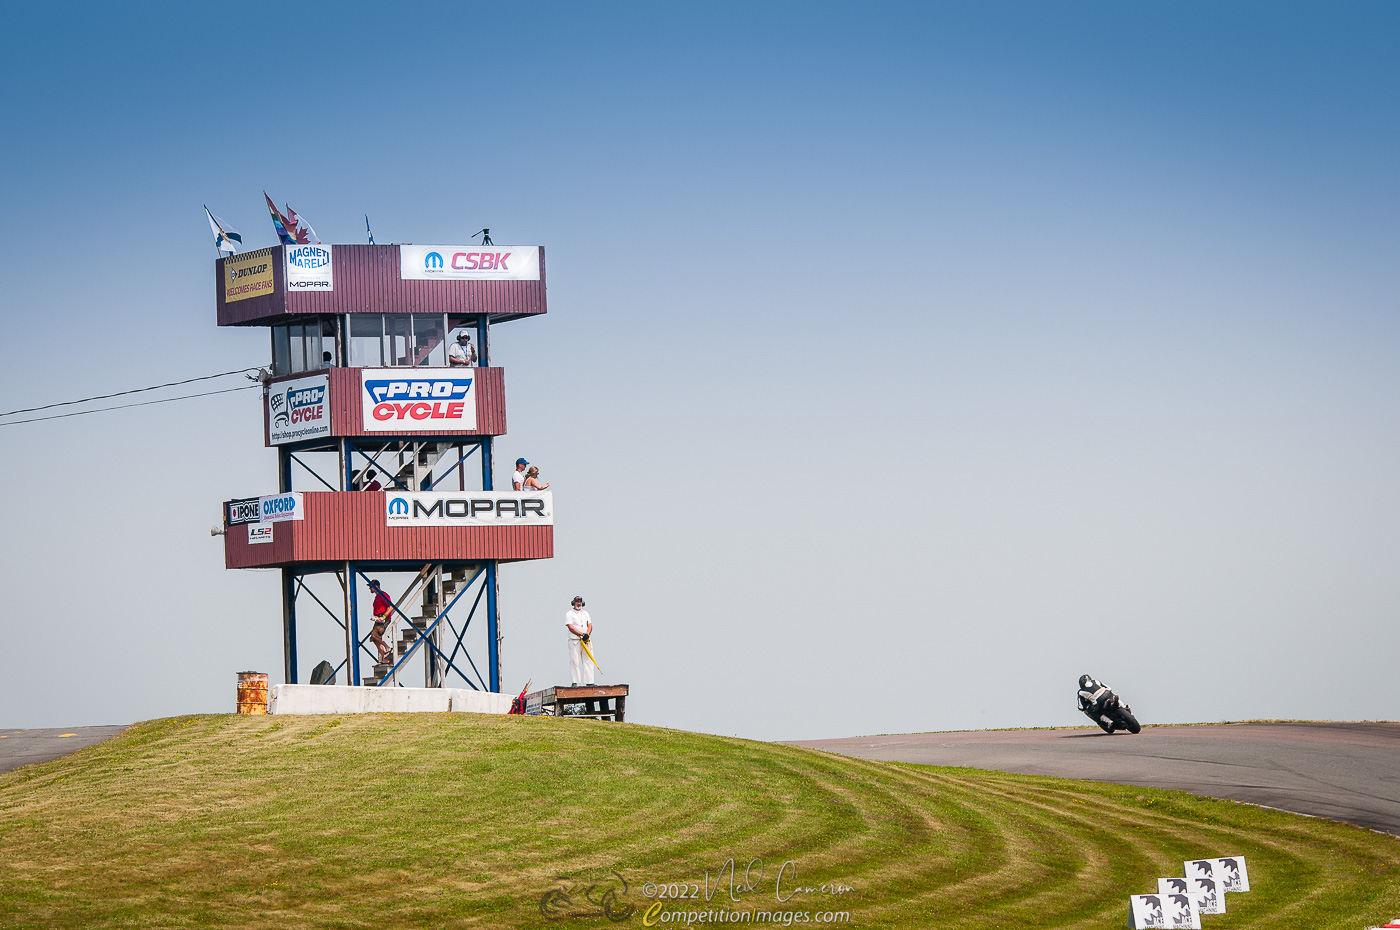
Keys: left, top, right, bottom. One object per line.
{"left": 236, "top": 671, "right": 269, "bottom": 715}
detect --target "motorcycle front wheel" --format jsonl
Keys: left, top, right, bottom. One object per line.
{"left": 1116, "top": 709, "right": 1141, "bottom": 734}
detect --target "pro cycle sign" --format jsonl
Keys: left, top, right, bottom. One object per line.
{"left": 360, "top": 368, "right": 476, "bottom": 432}
{"left": 285, "top": 244, "right": 333, "bottom": 291}
{"left": 267, "top": 374, "right": 330, "bottom": 444}
{"left": 385, "top": 491, "right": 553, "bottom": 526}
{"left": 399, "top": 244, "right": 541, "bottom": 281}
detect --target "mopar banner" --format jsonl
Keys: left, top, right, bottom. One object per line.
{"left": 267, "top": 374, "right": 330, "bottom": 444}
{"left": 385, "top": 491, "right": 553, "bottom": 526}
{"left": 224, "top": 247, "right": 276, "bottom": 302}
{"left": 285, "top": 243, "right": 333, "bottom": 291}
{"left": 259, "top": 492, "right": 304, "bottom": 523}
{"left": 399, "top": 244, "right": 540, "bottom": 281}
{"left": 360, "top": 368, "right": 476, "bottom": 432}
{"left": 226, "top": 497, "right": 261, "bottom": 526}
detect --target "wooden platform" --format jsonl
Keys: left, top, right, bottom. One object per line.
{"left": 524, "top": 684, "right": 628, "bottom": 721}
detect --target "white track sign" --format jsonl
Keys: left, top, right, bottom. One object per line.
{"left": 1185, "top": 858, "right": 1249, "bottom": 894}
{"left": 1158, "top": 877, "right": 1224, "bottom": 916}
{"left": 1128, "top": 892, "right": 1199, "bottom": 930}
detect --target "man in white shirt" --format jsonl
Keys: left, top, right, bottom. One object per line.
{"left": 511, "top": 458, "right": 529, "bottom": 491}
{"left": 447, "top": 330, "right": 477, "bottom": 367}
{"left": 565, "top": 596, "right": 595, "bottom": 685}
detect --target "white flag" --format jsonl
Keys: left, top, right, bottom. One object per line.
{"left": 204, "top": 206, "right": 242, "bottom": 253}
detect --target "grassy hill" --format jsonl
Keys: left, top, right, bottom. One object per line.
{"left": 1, "top": 714, "right": 1397, "bottom": 928}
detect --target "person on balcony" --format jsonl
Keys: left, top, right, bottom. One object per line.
{"left": 565, "top": 596, "right": 595, "bottom": 686}
{"left": 369, "top": 579, "right": 394, "bottom": 665}
{"left": 523, "top": 465, "right": 549, "bottom": 490}
{"left": 448, "top": 330, "right": 477, "bottom": 367}
{"left": 511, "top": 457, "right": 529, "bottom": 490}
{"left": 359, "top": 468, "right": 382, "bottom": 492}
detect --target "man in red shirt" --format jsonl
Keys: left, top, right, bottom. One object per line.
{"left": 369, "top": 579, "right": 394, "bottom": 665}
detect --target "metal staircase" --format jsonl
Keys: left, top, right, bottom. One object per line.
{"left": 363, "top": 565, "right": 478, "bottom": 687}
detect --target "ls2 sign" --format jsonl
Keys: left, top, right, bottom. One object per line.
{"left": 360, "top": 369, "right": 477, "bottom": 432}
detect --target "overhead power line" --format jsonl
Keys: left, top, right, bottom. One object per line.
{"left": 0, "top": 367, "right": 260, "bottom": 418}
{"left": 0, "top": 384, "right": 260, "bottom": 427}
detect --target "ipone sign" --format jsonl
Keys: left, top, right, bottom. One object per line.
{"left": 360, "top": 369, "right": 477, "bottom": 432}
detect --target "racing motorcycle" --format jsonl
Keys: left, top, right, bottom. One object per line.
{"left": 1077, "top": 675, "right": 1141, "bottom": 734}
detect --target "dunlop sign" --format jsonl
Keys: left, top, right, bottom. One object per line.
{"left": 224, "top": 247, "right": 276, "bottom": 302}
{"left": 385, "top": 491, "right": 553, "bottom": 526}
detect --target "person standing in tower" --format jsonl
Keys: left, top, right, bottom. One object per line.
{"left": 448, "top": 330, "right": 477, "bottom": 367}
{"left": 511, "top": 457, "right": 529, "bottom": 490}
{"left": 565, "top": 595, "right": 595, "bottom": 686}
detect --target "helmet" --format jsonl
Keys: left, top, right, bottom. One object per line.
{"left": 1079, "top": 674, "right": 1093, "bottom": 689}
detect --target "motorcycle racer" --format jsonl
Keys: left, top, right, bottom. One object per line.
{"left": 1077, "top": 674, "right": 1138, "bottom": 733}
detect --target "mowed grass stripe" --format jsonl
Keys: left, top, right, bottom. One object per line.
{"left": 1, "top": 713, "right": 1397, "bottom": 929}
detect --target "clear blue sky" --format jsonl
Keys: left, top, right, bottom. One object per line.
{"left": 1, "top": 2, "right": 1397, "bottom": 738}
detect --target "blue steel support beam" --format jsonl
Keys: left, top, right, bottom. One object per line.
{"left": 281, "top": 567, "right": 298, "bottom": 683}
{"left": 486, "top": 560, "right": 500, "bottom": 692}
{"left": 346, "top": 561, "right": 361, "bottom": 685}
{"left": 481, "top": 438, "right": 493, "bottom": 491}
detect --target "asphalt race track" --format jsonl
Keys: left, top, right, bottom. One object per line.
{"left": 791, "top": 722, "right": 1400, "bottom": 836}
{"left": 0, "top": 726, "right": 128, "bottom": 774}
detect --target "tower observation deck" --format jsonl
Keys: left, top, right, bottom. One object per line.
{"left": 216, "top": 242, "right": 551, "bottom": 693}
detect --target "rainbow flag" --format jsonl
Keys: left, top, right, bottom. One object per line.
{"left": 264, "top": 192, "right": 297, "bottom": 245}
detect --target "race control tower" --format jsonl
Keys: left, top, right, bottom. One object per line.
{"left": 215, "top": 242, "right": 551, "bottom": 693}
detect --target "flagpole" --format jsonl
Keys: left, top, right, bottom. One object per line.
{"left": 205, "top": 205, "right": 224, "bottom": 259}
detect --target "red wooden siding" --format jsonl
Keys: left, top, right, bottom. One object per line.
{"left": 224, "top": 492, "right": 553, "bottom": 568}
{"left": 217, "top": 244, "right": 547, "bottom": 326}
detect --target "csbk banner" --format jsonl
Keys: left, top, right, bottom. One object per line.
{"left": 385, "top": 491, "right": 553, "bottom": 526}
{"left": 399, "top": 244, "right": 541, "bottom": 281}
{"left": 360, "top": 369, "right": 477, "bottom": 432}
